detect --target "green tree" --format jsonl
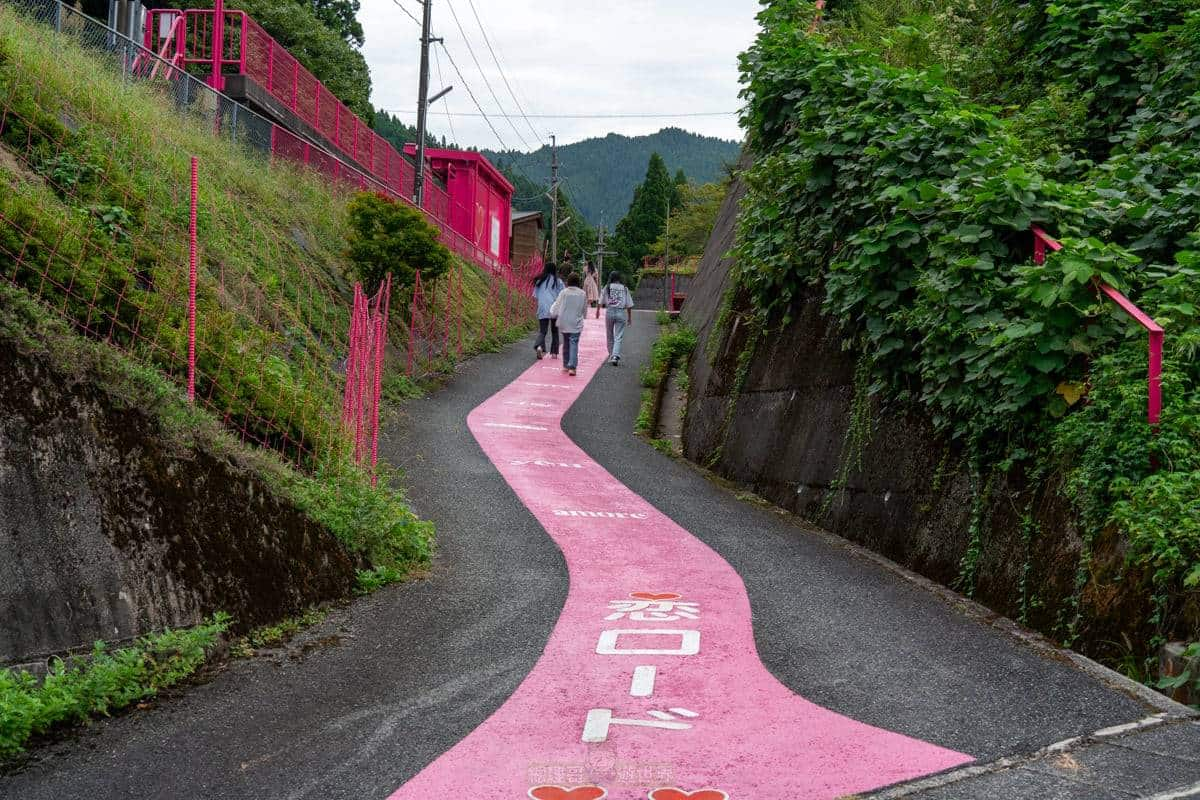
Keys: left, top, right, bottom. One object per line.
{"left": 481, "top": 128, "right": 740, "bottom": 226}
{"left": 649, "top": 181, "right": 726, "bottom": 261}
{"left": 613, "top": 152, "right": 674, "bottom": 281}
{"left": 345, "top": 192, "right": 452, "bottom": 295}
{"left": 302, "top": 0, "right": 364, "bottom": 47}
{"left": 373, "top": 111, "right": 446, "bottom": 152}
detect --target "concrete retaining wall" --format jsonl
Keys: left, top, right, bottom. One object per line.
{"left": 634, "top": 274, "right": 695, "bottom": 309}
{"left": 677, "top": 160, "right": 1156, "bottom": 656}
{"left": 0, "top": 339, "right": 356, "bottom": 667}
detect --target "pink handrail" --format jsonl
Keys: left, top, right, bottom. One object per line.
{"left": 1031, "top": 226, "right": 1164, "bottom": 426}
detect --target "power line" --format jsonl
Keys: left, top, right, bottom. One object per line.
{"left": 463, "top": 0, "right": 545, "bottom": 145}
{"left": 379, "top": 110, "right": 739, "bottom": 120}
{"left": 436, "top": 41, "right": 541, "bottom": 187}
{"left": 389, "top": 0, "right": 422, "bottom": 28}
{"left": 443, "top": 0, "right": 533, "bottom": 151}
{"left": 431, "top": 43, "right": 457, "bottom": 146}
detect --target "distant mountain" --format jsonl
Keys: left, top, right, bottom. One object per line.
{"left": 483, "top": 128, "right": 741, "bottom": 228}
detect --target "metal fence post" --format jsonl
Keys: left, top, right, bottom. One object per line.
{"left": 53, "top": 0, "right": 62, "bottom": 34}
{"left": 188, "top": 156, "right": 198, "bottom": 403}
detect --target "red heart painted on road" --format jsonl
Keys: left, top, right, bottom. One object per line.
{"left": 528, "top": 786, "right": 607, "bottom": 800}
{"left": 630, "top": 592, "right": 681, "bottom": 601}
{"left": 648, "top": 790, "right": 729, "bottom": 800}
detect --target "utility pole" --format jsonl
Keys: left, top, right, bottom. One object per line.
{"left": 594, "top": 224, "right": 616, "bottom": 289}
{"left": 414, "top": 0, "right": 434, "bottom": 208}
{"left": 550, "top": 134, "right": 560, "bottom": 263}
{"left": 663, "top": 195, "right": 671, "bottom": 310}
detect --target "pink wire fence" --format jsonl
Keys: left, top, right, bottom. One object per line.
{"left": 342, "top": 276, "right": 390, "bottom": 482}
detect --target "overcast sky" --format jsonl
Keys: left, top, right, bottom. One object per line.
{"left": 359, "top": 0, "right": 761, "bottom": 152}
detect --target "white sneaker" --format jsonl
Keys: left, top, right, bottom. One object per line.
{"left": 535, "top": 346, "right": 544, "bottom": 360}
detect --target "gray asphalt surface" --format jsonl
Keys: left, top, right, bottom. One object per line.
{"left": 0, "top": 334, "right": 565, "bottom": 800}
{"left": 561, "top": 312, "right": 1157, "bottom": 759}
{"left": 0, "top": 316, "right": 1190, "bottom": 800}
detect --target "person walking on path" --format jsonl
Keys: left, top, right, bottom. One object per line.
{"left": 532, "top": 262, "right": 564, "bottom": 360}
{"left": 549, "top": 272, "right": 588, "bottom": 377}
{"left": 583, "top": 261, "right": 600, "bottom": 319}
{"left": 601, "top": 271, "right": 634, "bottom": 366}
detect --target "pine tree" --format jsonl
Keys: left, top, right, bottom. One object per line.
{"left": 613, "top": 153, "right": 675, "bottom": 282}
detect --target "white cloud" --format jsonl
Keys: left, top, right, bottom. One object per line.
{"left": 359, "top": 0, "right": 760, "bottom": 150}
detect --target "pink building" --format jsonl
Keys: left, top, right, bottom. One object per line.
{"left": 405, "top": 146, "right": 515, "bottom": 269}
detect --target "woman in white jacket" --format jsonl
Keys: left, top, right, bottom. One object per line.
{"left": 549, "top": 272, "right": 589, "bottom": 377}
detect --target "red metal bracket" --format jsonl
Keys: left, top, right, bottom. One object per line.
{"left": 1032, "top": 226, "right": 1164, "bottom": 426}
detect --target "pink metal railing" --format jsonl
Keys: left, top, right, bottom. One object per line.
{"left": 143, "top": 7, "right": 509, "bottom": 275}
{"left": 267, "top": 124, "right": 505, "bottom": 274}
{"left": 1032, "top": 226, "right": 1164, "bottom": 425}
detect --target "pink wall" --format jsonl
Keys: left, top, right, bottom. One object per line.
{"left": 407, "top": 147, "right": 514, "bottom": 268}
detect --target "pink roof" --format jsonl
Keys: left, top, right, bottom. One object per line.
{"left": 402, "top": 146, "right": 514, "bottom": 195}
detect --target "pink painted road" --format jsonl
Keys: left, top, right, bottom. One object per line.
{"left": 387, "top": 319, "right": 973, "bottom": 800}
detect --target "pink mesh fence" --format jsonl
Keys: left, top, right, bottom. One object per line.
{"left": 343, "top": 276, "right": 391, "bottom": 482}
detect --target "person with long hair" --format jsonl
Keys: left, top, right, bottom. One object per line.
{"left": 600, "top": 271, "right": 634, "bottom": 366}
{"left": 549, "top": 272, "right": 588, "bottom": 377}
{"left": 532, "top": 262, "right": 565, "bottom": 360}
{"left": 583, "top": 260, "right": 601, "bottom": 319}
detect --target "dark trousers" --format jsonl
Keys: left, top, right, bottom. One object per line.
{"left": 535, "top": 318, "right": 559, "bottom": 355}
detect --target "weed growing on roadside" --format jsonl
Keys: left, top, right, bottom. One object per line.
{"left": 0, "top": 614, "right": 230, "bottom": 758}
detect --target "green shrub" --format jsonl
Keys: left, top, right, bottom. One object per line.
{"left": 736, "top": 0, "right": 1200, "bottom": 660}
{"left": 0, "top": 614, "right": 229, "bottom": 758}
{"left": 636, "top": 324, "right": 697, "bottom": 435}
{"left": 345, "top": 191, "right": 452, "bottom": 295}
{"left": 285, "top": 458, "right": 434, "bottom": 572}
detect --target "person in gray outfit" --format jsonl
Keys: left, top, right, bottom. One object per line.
{"left": 600, "top": 271, "right": 634, "bottom": 366}
{"left": 531, "top": 262, "right": 564, "bottom": 359}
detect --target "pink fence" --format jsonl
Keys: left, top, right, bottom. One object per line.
{"left": 143, "top": 7, "right": 508, "bottom": 276}
{"left": 343, "top": 276, "right": 391, "bottom": 482}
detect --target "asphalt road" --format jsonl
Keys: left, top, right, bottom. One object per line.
{"left": 0, "top": 313, "right": 1194, "bottom": 800}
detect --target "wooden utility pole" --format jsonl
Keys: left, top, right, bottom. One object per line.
{"left": 414, "top": 0, "right": 434, "bottom": 208}
{"left": 550, "top": 134, "right": 560, "bottom": 263}
{"left": 594, "top": 224, "right": 616, "bottom": 288}
{"left": 663, "top": 195, "right": 671, "bottom": 310}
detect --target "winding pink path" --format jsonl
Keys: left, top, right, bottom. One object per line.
{"left": 387, "top": 319, "right": 972, "bottom": 799}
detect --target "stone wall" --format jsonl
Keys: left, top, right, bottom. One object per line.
{"left": 0, "top": 339, "right": 356, "bottom": 667}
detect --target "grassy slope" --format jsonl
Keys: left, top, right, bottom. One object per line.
{"left": 0, "top": 3, "right": 539, "bottom": 756}
{"left": 0, "top": 7, "right": 532, "bottom": 574}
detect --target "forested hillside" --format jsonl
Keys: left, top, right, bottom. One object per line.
{"left": 485, "top": 128, "right": 739, "bottom": 226}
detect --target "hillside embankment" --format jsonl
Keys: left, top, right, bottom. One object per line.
{"left": 0, "top": 4, "right": 530, "bottom": 675}
{"left": 679, "top": 166, "right": 1196, "bottom": 690}
{"left": 0, "top": 287, "right": 356, "bottom": 671}
{"left": 673, "top": 1, "right": 1200, "bottom": 693}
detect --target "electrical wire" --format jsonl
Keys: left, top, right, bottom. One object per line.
{"left": 463, "top": 0, "right": 545, "bottom": 145}
{"left": 436, "top": 41, "right": 542, "bottom": 186}
{"left": 431, "top": 43, "right": 457, "bottom": 146}
{"left": 379, "top": 110, "right": 739, "bottom": 120}
{"left": 389, "top": 0, "right": 422, "bottom": 28}
{"left": 443, "top": 0, "right": 533, "bottom": 151}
